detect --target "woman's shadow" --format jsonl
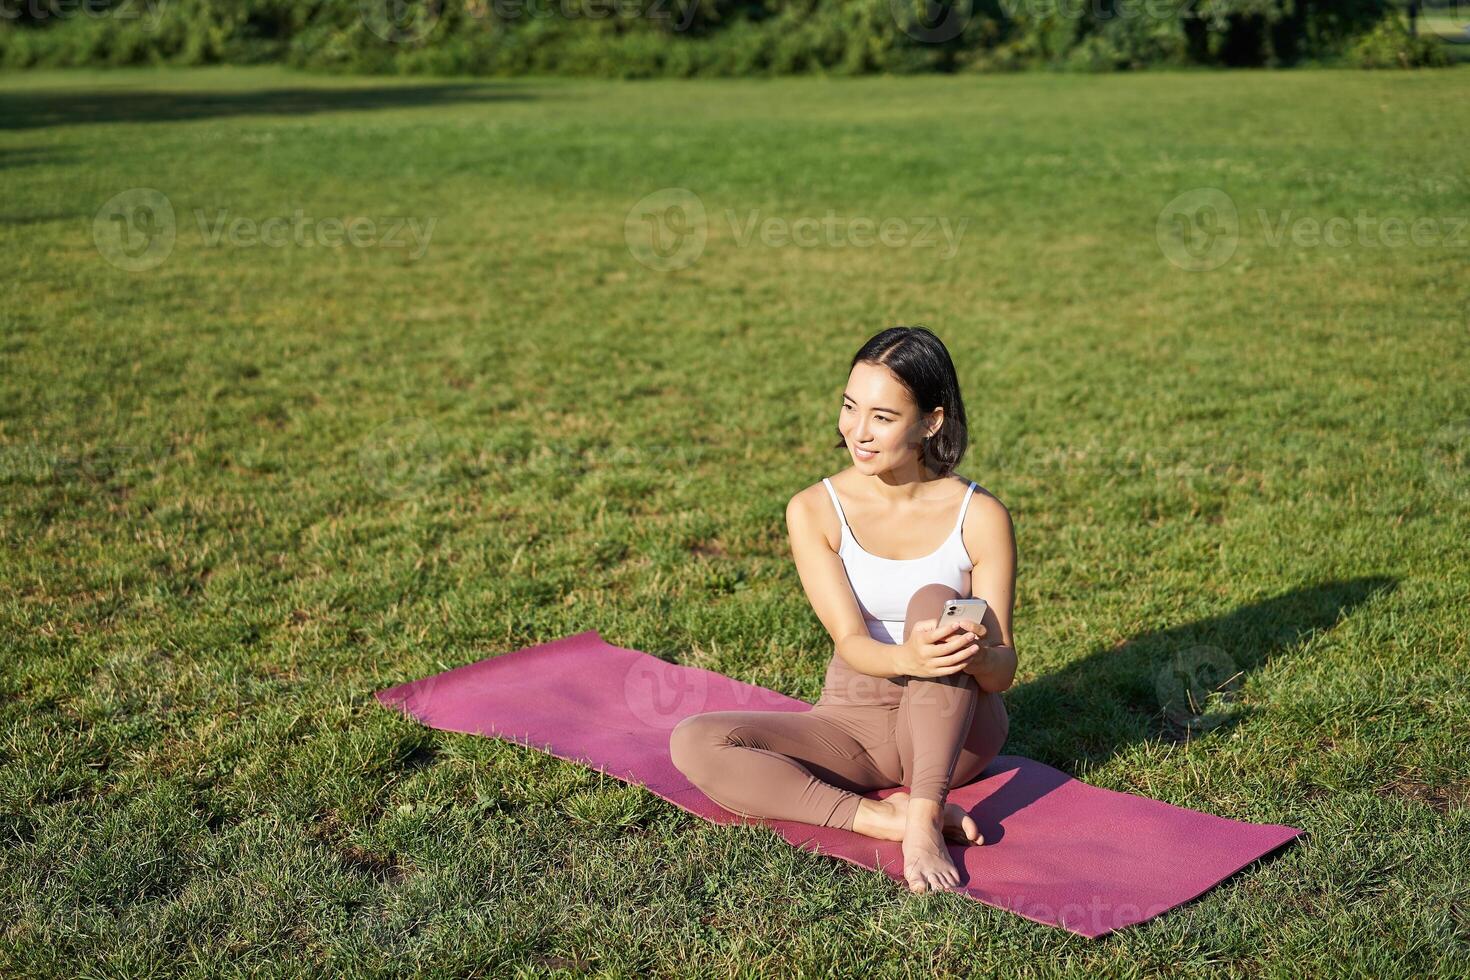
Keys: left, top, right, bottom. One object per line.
{"left": 961, "top": 576, "right": 1396, "bottom": 844}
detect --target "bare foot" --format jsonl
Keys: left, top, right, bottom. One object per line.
{"left": 900, "top": 797, "right": 962, "bottom": 894}
{"left": 849, "top": 791, "right": 982, "bottom": 847}
{"left": 888, "top": 791, "right": 982, "bottom": 846}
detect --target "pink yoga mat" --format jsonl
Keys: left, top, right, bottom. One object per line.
{"left": 374, "top": 629, "right": 1303, "bottom": 937}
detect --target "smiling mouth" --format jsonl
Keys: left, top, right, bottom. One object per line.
{"left": 854, "top": 446, "right": 878, "bottom": 456}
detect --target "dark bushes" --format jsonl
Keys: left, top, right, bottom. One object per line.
{"left": 0, "top": 0, "right": 1446, "bottom": 74}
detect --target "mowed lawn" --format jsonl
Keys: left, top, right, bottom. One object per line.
{"left": 1, "top": 63, "right": 1467, "bottom": 974}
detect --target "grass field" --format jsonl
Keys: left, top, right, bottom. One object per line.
{"left": 2, "top": 63, "right": 1468, "bottom": 974}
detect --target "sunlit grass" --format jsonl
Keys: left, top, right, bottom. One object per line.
{"left": 1, "top": 63, "right": 1467, "bottom": 974}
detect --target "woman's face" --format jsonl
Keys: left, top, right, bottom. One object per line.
{"left": 837, "top": 362, "right": 938, "bottom": 472}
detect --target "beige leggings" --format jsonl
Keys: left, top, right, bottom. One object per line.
{"left": 669, "top": 672, "right": 1009, "bottom": 831}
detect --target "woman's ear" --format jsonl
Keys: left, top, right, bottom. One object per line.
{"left": 926, "top": 408, "right": 944, "bottom": 440}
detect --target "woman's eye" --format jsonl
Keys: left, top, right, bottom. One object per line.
{"left": 841, "top": 404, "right": 890, "bottom": 422}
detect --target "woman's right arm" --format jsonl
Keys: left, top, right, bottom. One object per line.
{"left": 786, "top": 488, "right": 974, "bottom": 679}
{"left": 785, "top": 488, "right": 906, "bottom": 679}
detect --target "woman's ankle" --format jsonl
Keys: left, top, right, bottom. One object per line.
{"left": 905, "top": 796, "right": 944, "bottom": 819}
{"left": 851, "top": 797, "right": 905, "bottom": 840}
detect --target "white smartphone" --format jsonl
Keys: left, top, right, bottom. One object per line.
{"left": 937, "top": 597, "right": 989, "bottom": 637}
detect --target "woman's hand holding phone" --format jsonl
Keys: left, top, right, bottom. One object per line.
{"left": 898, "top": 618, "right": 988, "bottom": 678}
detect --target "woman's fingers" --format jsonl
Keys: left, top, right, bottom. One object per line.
{"left": 960, "top": 619, "right": 987, "bottom": 638}
{"left": 940, "top": 632, "right": 978, "bottom": 654}
{"left": 925, "top": 643, "right": 980, "bottom": 669}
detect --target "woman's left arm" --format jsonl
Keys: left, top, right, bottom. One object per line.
{"left": 961, "top": 493, "right": 1018, "bottom": 694}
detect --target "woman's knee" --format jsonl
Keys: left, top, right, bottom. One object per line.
{"left": 669, "top": 713, "right": 726, "bottom": 779}
{"left": 901, "top": 670, "right": 980, "bottom": 715}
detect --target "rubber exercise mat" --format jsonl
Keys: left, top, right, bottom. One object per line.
{"left": 374, "top": 629, "right": 1304, "bottom": 937}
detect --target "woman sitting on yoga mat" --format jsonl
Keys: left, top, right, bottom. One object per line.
{"left": 670, "top": 325, "right": 1017, "bottom": 895}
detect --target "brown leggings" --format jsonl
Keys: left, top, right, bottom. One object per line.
{"left": 669, "top": 672, "right": 1009, "bottom": 831}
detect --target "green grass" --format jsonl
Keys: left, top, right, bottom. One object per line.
{"left": 2, "top": 63, "right": 1468, "bottom": 974}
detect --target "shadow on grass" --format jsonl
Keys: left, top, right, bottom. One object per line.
{"left": 0, "top": 145, "right": 77, "bottom": 169}
{"left": 1003, "top": 576, "right": 1398, "bottom": 772}
{"left": 0, "top": 82, "right": 540, "bottom": 130}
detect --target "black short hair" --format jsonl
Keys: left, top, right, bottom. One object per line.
{"left": 832, "top": 325, "right": 969, "bottom": 478}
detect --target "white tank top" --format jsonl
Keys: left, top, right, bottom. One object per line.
{"left": 821, "top": 476, "right": 977, "bottom": 646}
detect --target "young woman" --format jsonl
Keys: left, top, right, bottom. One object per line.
{"left": 670, "top": 326, "right": 1018, "bottom": 895}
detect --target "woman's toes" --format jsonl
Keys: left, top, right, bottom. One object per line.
{"left": 941, "top": 803, "right": 984, "bottom": 845}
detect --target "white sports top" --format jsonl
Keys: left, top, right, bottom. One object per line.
{"left": 821, "top": 476, "right": 978, "bottom": 646}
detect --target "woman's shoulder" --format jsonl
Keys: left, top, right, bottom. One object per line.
{"left": 788, "top": 474, "right": 838, "bottom": 508}
{"left": 786, "top": 479, "right": 844, "bottom": 551}
{"left": 957, "top": 478, "right": 1013, "bottom": 541}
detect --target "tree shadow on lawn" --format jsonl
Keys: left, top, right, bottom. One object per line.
{"left": 1001, "top": 576, "right": 1398, "bottom": 771}
{"left": 0, "top": 82, "right": 543, "bottom": 131}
